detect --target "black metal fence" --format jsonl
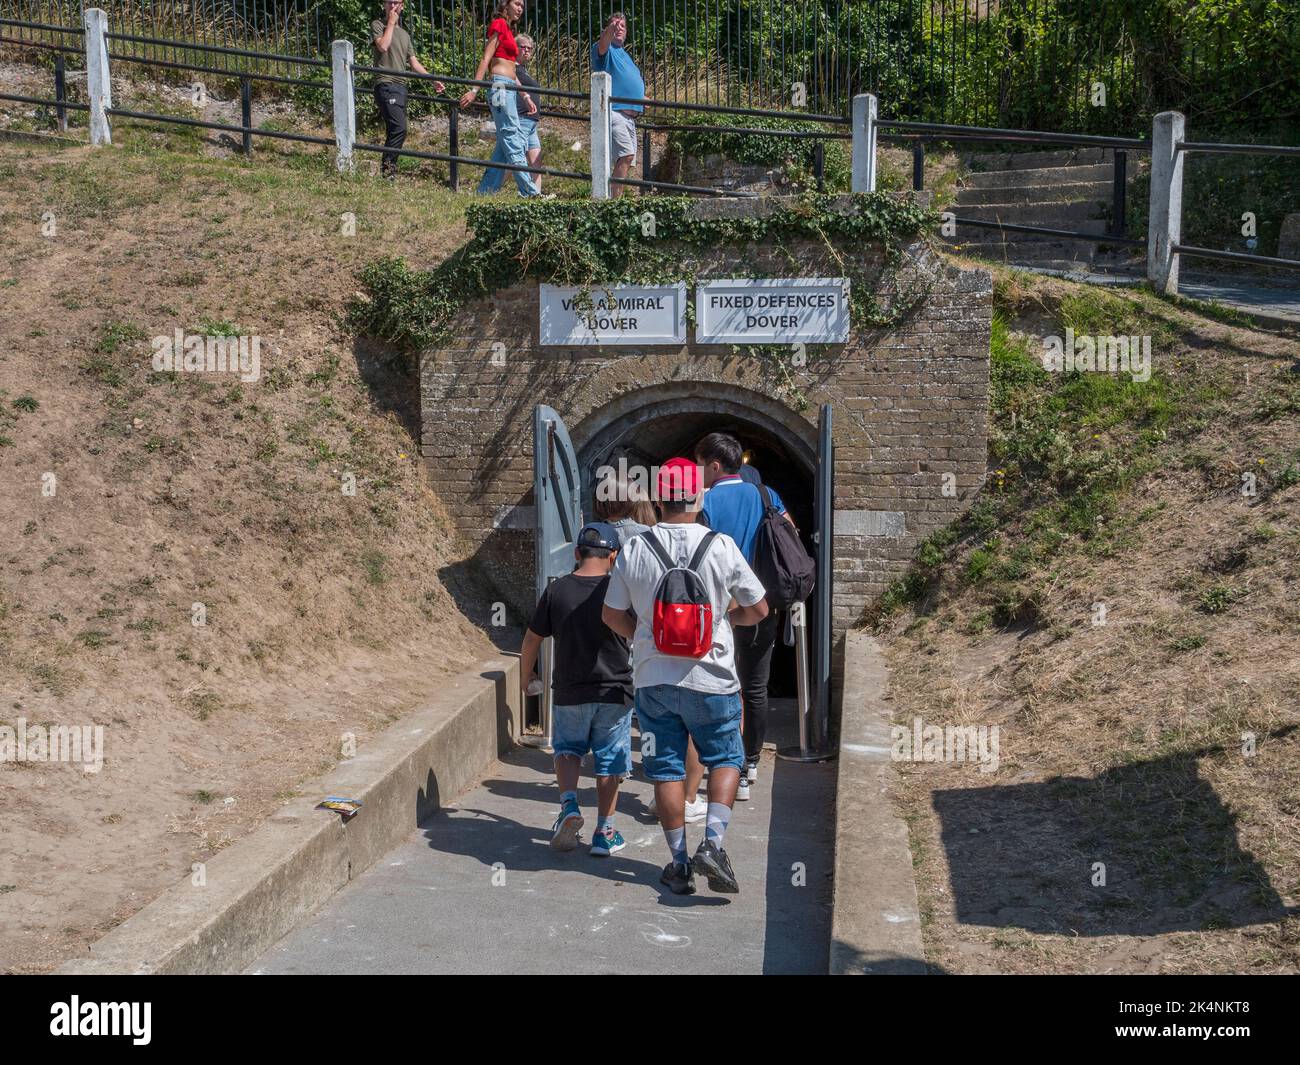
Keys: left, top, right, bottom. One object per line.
{"left": 4, "top": 0, "right": 1296, "bottom": 137}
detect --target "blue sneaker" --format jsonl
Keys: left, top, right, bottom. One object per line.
{"left": 590, "top": 827, "right": 626, "bottom": 857}
{"left": 550, "top": 801, "right": 583, "bottom": 851}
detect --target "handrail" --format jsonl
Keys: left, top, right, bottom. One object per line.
{"left": 103, "top": 30, "right": 326, "bottom": 67}
{"left": 880, "top": 118, "right": 1150, "bottom": 150}
{"left": 1178, "top": 141, "right": 1300, "bottom": 157}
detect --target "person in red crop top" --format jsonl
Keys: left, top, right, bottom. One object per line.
{"left": 459, "top": 0, "right": 542, "bottom": 196}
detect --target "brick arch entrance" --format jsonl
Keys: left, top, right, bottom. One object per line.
{"left": 572, "top": 381, "right": 816, "bottom": 513}
{"left": 418, "top": 237, "right": 993, "bottom": 663}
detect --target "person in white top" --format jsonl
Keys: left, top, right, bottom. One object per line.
{"left": 602, "top": 458, "right": 768, "bottom": 896}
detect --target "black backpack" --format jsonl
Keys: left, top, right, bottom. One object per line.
{"left": 751, "top": 484, "right": 815, "bottom": 609}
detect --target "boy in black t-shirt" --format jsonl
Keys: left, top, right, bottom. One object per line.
{"left": 520, "top": 523, "right": 633, "bottom": 857}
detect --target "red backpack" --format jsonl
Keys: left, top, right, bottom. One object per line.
{"left": 641, "top": 529, "right": 720, "bottom": 659}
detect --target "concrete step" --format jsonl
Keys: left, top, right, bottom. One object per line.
{"left": 955, "top": 201, "right": 1107, "bottom": 226}
{"left": 962, "top": 162, "right": 1117, "bottom": 190}
{"left": 956, "top": 180, "right": 1113, "bottom": 207}
{"left": 947, "top": 228, "right": 1110, "bottom": 253}
{"left": 945, "top": 237, "right": 1098, "bottom": 263}
{"left": 944, "top": 241, "right": 1098, "bottom": 272}
{"left": 965, "top": 145, "right": 1108, "bottom": 171}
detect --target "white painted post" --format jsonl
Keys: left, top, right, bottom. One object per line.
{"left": 590, "top": 71, "right": 611, "bottom": 200}
{"left": 83, "top": 7, "right": 112, "bottom": 146}
{"left": 331, "top": 39, "right": 356, "bottom": 173}
{"left": 851, "top": 93, "right": 877, "bottom": 193}
{"left": 1147, "top": 110, "right": 1185, "bottom": 295}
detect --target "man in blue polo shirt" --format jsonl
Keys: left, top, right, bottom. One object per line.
{"left": 591, "top": 12, "right": 645, "bottom": 197}
{"left": 695, "top": 432, "right": 792, "bottom": 801}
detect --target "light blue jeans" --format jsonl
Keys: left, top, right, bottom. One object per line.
{"left": 477, "top": 75, "right": 540, "bottom": 196}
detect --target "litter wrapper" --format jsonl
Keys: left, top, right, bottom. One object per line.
{"left": 317, "top": 796, "right": 363, "bottom": 820}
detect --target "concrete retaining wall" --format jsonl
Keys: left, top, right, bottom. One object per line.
{"left": 57, "top": 657, "right": 520, "bottom": 975}
{"left": 830, "top": 630, "right": 927, "bottom": 974}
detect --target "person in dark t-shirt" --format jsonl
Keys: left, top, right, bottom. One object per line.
{"left": 520, "top": 522, "right": 633, "bottom": 857}
{"left": 514, "top": 34, "right": 544, "bottom": 191}
{"left": 371, "top": 0, "right": 444, "bottom": 179}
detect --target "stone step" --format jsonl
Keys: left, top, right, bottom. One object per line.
{"left": 956, "top": 180, "right": 1113, "bottom": 207}
{"left": 962, "top": 162, "right": 1117, "bottom": 190}
{"left": 965, "top": 145, "right": 1109, "bottom": 171}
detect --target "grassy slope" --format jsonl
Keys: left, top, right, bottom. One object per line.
{"left": 875, "top": 268, "right": 1300, "bottom": 974}
{"left": 0, "top": 125, "right": 517, "bottom": 972}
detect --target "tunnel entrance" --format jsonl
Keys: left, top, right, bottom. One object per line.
{"left": 574, "top": 394, "right": 819, "bottom": 701}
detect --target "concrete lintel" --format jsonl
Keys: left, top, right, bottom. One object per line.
{"left": 834, "top": 509, "right": 906, "bottom": 537}
{"left": 494, "top": 503, "right": 536, "bottom": 530}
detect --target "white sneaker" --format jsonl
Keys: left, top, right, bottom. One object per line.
{"left": 648, "top": 795, "right": 708, "bottom": 822}
{"left": 747, "top": 762, "right": 759, "bottom": 783}
{"left": 736, "top": 777, "right": 751, "bottom": 801}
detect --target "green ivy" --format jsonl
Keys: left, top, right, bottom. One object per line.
{"left": 349, "top": 192, "right": 935, "bottom": 356}
{"left": 667, "top": 112, "right": 852, "bottom": 193}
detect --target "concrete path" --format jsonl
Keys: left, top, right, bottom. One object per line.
{"left": 1005, "top": 262, "right": 1300, "bottom": 326}
{"left": 248, "top": 699, "right": 835, "bottom": 975}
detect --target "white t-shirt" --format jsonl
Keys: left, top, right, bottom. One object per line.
{"left": 605, "top": 522, "right": 767, "bottom": 694}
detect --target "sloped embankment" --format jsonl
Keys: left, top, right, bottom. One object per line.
{"left": 0, "top": 141, "right": 499, "bottom": 972}
{"left": 875, "top": 269, "right": 1300, "bottom": 974}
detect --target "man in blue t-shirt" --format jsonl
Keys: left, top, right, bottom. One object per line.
{"left": 695, "top": 432, "right": 795, "bottom": 801}
{"left": 591, "top": 12, "right": 645, "bottom": 197}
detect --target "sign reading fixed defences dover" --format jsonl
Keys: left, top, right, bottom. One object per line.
{"left": 539, "top": 283, "right": 687, "bottom": 345}
{"left": 695, "top": 278, "right": 850, "bottom": 344}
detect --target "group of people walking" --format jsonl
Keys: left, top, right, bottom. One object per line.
{"left": 519, "top": 433, "right": 806, "bottom": 896}
{"left": 371, "top": 0, "right": 644, "bottom": 195}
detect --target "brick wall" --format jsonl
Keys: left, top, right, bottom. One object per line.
{"left": 419, "top": 209, "right": 992, "bottom": 664}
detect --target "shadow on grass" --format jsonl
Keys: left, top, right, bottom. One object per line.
{"left": 935, "top": 726, "right": 1300, "bottom": 936}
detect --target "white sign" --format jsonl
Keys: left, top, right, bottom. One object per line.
{"left": 539, "top": 283, "right": 687, "bottom": 346}
{"left": 695, "top": 278, "right": 850, "bottom": 344}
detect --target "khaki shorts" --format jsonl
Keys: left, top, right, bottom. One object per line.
{"left": 610, "top": 109, "right": 638, "bottom": 163}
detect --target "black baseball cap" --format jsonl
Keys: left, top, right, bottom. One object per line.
{"left": 576, "top": 522, "right": 621, "bottom": 551}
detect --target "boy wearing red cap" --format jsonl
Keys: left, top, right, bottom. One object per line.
{"left": 602, "top": 458, "right": 769, "bottom": 894}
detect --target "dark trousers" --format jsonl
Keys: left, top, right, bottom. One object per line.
{"left": 735, "top": 611, "right": 779, "bottom": 764}
{"left": 374, "top": 81, "right": 408, "bottom": 175}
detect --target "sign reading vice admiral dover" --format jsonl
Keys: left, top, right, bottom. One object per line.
{"left": 539, "top": 283, "right": 687, "bottom": 346}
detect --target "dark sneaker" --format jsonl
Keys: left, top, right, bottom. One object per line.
{"left": 660, "top": 859, "right": 696, "bottom": 895}
{"left": 692, "top": 839, "right": 739, "bottom": 893}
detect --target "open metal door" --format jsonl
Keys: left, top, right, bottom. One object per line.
{"left": 529, "top": 404, "right": 582, "bottom": 747}
{"left": 814, "top": 403, "right": 834, "bottom": 749}
{"left": 779, "top": 403, "right": 835, "bottom": 763}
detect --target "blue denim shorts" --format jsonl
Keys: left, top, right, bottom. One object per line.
{"left": 520, "top": 117, "right": 540, "bottom": 152}
{"left": 552, "top": 701, "right": 632, "bottom": 776}
{"left": 634, "top": 685, "right": 744, "bottom": 781}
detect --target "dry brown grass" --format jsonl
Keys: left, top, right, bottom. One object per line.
{"left": 0, "top": 136, "right": 501, "bottom": 973}
{"left": 879, "top": 271, "right": 1300, "bottom": 974}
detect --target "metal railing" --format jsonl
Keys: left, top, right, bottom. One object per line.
{"left": 883, "top": 119, "right": 1150, "bottom": 249}
{"left": 4, "top": 0, "right": 1293, "bottom": 134}
{"left": 3, "top": 11, "right": 1296, "bottom": 295}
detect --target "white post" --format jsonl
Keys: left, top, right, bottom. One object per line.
{"left": 1147, "top": 110, "right": 1185, "bottom": 295}
{"left": 851, "top": 93, "right": 877, "bottom": 193}
{"left": 331, "top": 39, "right": 356, "bottom": 173}
{"left": 83, "top": 7, "right": 112, "bottom": 146}
{"left": 590, "top": 71, "right": 611, "bottom": 200}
